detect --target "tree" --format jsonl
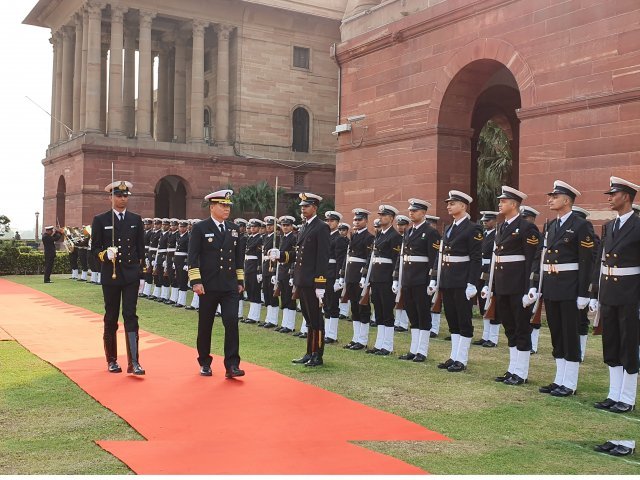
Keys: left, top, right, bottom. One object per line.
{"left": 476, "top": 121, "right": 513, "bottom": 212}
{"left": 0, "top": 215, "right": 10, "bottom": 237}
{"left": 233, "top": 181, "right": 285, "bottom": 219}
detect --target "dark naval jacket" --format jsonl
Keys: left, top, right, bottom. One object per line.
{"left": 433, "top": 217, "right": 483, "bottom": 289}
{"left": 293, "top": 216, "right": 330, "bottom": 289}
{"left": 362, "top": 226, "right": 402, "bottom": 283}
{"left": 393, "top": 220, "right": 441, "bottom": 287}
{"left": 341, "top": 228, "right": 374, "bottom": 284}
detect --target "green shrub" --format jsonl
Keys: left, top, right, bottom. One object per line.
{"left": 0, "top": 243, "right": 70, "bottom": 275}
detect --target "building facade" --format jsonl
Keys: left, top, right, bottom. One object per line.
{"left": 334, "top": 0, "right": 640, "bottom": 224}
{"left": 25, "top": 0, "right": 347, "bottom": 226}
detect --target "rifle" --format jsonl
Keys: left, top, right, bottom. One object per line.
{"left": 339, "top": 242, "right": 352, "bottom": 303}
{"left": 482, "top": 240, "right": 498, "bottom": 320}
{"left": 592, "top": 224, "right": 606, "bottom": 336}
{"left": 530, "top": 220, "right": 549, "bottom": 326}
{"left": 394, "top": 237, "right": 405, "bottom": 309}
{"left": 359, "top": 243, "right": 375, "bottom": 306}
{"left": 431, "top": 224, "right": 445, "bottom": 314}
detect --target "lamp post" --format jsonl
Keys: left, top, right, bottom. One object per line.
{"left": 35, "top": 211, "right": 40, "bottom": 242}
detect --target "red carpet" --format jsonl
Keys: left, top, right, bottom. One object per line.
{"left": 0, "top": 278, "right": 448, "bottom": 474}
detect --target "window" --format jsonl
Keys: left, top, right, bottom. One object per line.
{"left": 293, "top": 46, "right": 310, "bottom": 70}
{"left": 294, "top": 171, "right": 306, "bottom": 188}
{"left": 292, "top": 107, "right": 310, "bottom": 153}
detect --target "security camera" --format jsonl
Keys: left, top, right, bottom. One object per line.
{"left": 347, "top": 114, "right": 366, "bottom": 122}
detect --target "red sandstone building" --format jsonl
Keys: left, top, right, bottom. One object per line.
{"left": 334, "top": 0, "right": 640, "bottom": 224}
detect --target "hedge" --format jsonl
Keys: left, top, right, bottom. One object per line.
{"left": 0, "top": 241, "right": 71, "bottom": 275}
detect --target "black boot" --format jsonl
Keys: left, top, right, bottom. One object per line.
{"left": 103, "top": 334, "right": 121, "bottom": 373}
{"left": 125, "top": 331, "right": 145, "bottom": 375}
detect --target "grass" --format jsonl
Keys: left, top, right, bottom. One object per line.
{"left": 2, "top": 274, "right": 639, "bottom": 474}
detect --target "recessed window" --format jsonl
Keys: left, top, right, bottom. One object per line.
{"left": 293, "top": 46, "right": 310, "bottom": 70}
{"left": 292, "top": 107, "right": 310, "bottom": 153}
{"left": 294, "top": 172, "right": 306, "bottom": 188}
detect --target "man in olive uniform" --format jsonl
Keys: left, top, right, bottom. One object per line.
{"left": 393, "top": 199, "right": 441, "bottom": 362}
{"left": 91, "top": 181, "right": 146, "bottom": 375}
{"left": 272, "top": 215, "right": 298, "bottom": 333}
{"left": 173, "top": 220, "right": 190, "bottom": 308}
{"left": 481, "top": 186, "right": 541, "bottom": 386}
{"left": 188, "top": 189, "right": 245, "bottom": 378}
{"left": 393, "top": 215, "right": 411, "bottom": 333}
{"left": 339, "top": 209, "right": 374, "bottom": 351}
{"left": 42, "top": 226, "right": 63, "bottom": 283}
{"left": 526, "top": 181, "right": 594, "bottom": 397}
{"left": 325, "top": 211, "right": 348, "bottom": 343}
{"left": 242, "top": 219, "right": 263, "bottom": 323}
{"left": 430, "top": 191, "right": 483, "bottom": 372}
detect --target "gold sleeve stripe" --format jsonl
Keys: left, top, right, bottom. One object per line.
{"left": 188, "top": 268, "right": 201, "bottom": 282}
{"left": 580, "top": 242, "right": 594, "bottom": 248}
{"left": 526, "top": 238, "right": 539, "bottom": 245}
{"left": 432, "top": 243, "right": 440, "bottom": 249}
{"left": 474, "top": 234, "right": 483, "bottom": 241}
{"left": 284, "top": 252, "right": 289, "bottom": 263}
{"left": 236, "top": 269, "right": 245, "bottom": 280}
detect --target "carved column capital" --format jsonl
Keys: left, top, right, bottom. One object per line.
{"left": 214, "top": 24, "right": 234, "bottom": 40}
{"left": 139, "top": 10, "right": 156, "bottom": 29}
{"left": 110, "top": 5, "right": 127, "bottom": 23}
{"left": 192, "top": 19, "right": 210, "bottom": 37}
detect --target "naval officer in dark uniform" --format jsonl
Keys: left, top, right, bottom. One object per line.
{"left": 90, "top": 181, "right": 146, "bottom": 375}
{"left": 474, "top": 211, "right": 498, "bottom": 347}
{"left": 42, "top": 226, "right": 63, "bottom": 283}
{"left": 188, "top": 189, "right": 245, "bottom": 378}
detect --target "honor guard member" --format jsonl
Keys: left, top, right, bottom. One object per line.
{"left": 165, "top": 219, "right": 179, "bottom": 305}
{"left": 326, "top": 211, "right": 348, "bottom": 343}
{"left": 339, "top": 209, "right": 375, "bottom": 351}
{"left": 76, "top": 226, "right": 90, "bottom": 281}
{"left": 156, "top": 219, "right": 171, "bottom": 302}
{"left": 571, "top": 206, "right": 599, "bottom": 361}
{"left": 91, "top": 181, "right": 146, "bottom": 375}
{"left": 589, "top": 177, "right": 640, "bottom": 415}
{"left": 173, "top": 220, "right": 190, "bottom": 308}
{"left": 430, "top": 191, "right": 483, "bottom": 372}
{"left": 527, "top": 181, "right": 594, "bottom": 397}
{"left": 270, "top": 215, "right": 297, "bottom": 333}
{"left": 259, "top": 216, "right": 280, "bottom": 328}
{"left": 148, "top": 218, "right": 162, "bottom": 299}
{"left": 243, "top": 219, "right": 264, "bottom": 323}
{"left": 474, "top": 211, "right": 499, "bottom": 347}
{"left": 234, "top": 219, "right": 249, "bottom": 320}
{"left": 393, "top": 199, "right": 441, "bottom": 362}
{"left": 186, "top": 219, "right": 202, "bottom": 311}
{"left": 140, "top": 219, "right": 154, "bottom": 297}
{"left": 337, "top": 223, "right": 352, "bottom": 320}
{"left": 42, "top": 226, "right": 63, "bottom": 283}
{"left": 290, "top": 193, "right": 330, "bottom": 367}
{"left": 188, "top": 189, "right": 245, "bottom": 378}
{"left": 68, "top": 229, "right": 80, "bottom": 280}
{"left": 425, "top": 214, "right": 443, "bottom": 338}
{"left": 364, "top": 205, "right": 402, "bottom": 355}
{"left": 519, "top": 206, "right": 542, "bottom": 354}
{"left": 137, "top": 219, "right": 151, "bottom": 295}
{"left": 393, "top": 215, "right": 411, "bottom": 333}
{"left": 481, "top": 186, "right": 541, "bottom": 385}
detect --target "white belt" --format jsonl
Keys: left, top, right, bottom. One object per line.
{"left": 348, "top": 256, "right": 367, "bottom": 263}
{"left": 174, "top": 252, "right": 188, "bottom": 257}
{"left": 157, "top": 249, "right": 167, "bottom": 253}
{"left": 329, "top": 259, "right": 337, "bottom": 264}
{"left": 167, "top": 248, "right": 176, "bottom": 252}
{"left": 443, "top": 255, "right": 470, "bottom": 263}
{"left": 149, "top": 247, "right": 158, "bottom": 251}
{"left": 543, "top": 263, "right": 578, "bottom": 273}
{"left": 404, "top": 255, "right": 429, "bottom": 262}
{"left": 372, "top": 257, "right": 393, "bottom": 264}
{"left": 482, "top": 258, "right": 491, "bottom": 266}
{"left": 496, "top": 255, "right": 525, "bottom": 263}
{"left": 600, "top": 265, "right": 640, "bottom": 276}
{"left": 245, "top": 255, "right": 258, "bottom": 260}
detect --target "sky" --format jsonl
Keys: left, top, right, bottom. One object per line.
{"left": 0, "top": 3, "right": 52, "bottom": 236}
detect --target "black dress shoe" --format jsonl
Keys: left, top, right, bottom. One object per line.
{"left": 399, "top": 352, "right": 415, "bottom": 360}
{"left": 472, "top": 338, "right": 486, "bottom": 346}
{"left": 609, "top": 401, "right": 635, "bottom": 414}
{"left": 200, "top": 366, "right": 212, "bottom": 376}
{"left": 343, "top": 341, "right": 356, "bottom": 349}
{"left": 495, "top": 372, "right": 512, "bottom": 382}
{"left": 365, "top": 347, "right": 380, "bottom": 354}
{"left": 394, "top": 326, "right": 408, "bottom": 332}
{"left": 263, "top": 323, "right": 276, "bottom": 329}
{"left": 447, "top": 360, "right": 466, "bottom": 372}
{"left": 350, "top": 343, "right": 365, "bottom": 350}
{"left": 292, "top": 331, "right": 302, "bottom": 337}
{"left": 594, "top": 398, "right": 617, "bottom": 410}
{"left": 609, "top": 445, "right": 635, "bottom": 456}
{"left": 539, "top": 383, "right": 559, "bottom": 394}
{"left": 274, "top": 326, "right": 283, "bottom": 332}
{"left": 279, "top": 327, "right": 293, "bottom": 334}
{"left": 245, "top": 319, "right": 257, "bottom": 324}
{"left": 108, "top": 361, "right": 122, "bottom": 373}
{"left": 437, "top": 358, "right": 454, "bottom": 369}
{"left": 164, "top": 300, "right": 176, "bottom": 305}
{"left": 138, "top": 293, "right": 147, "bottom": 298}
{"left": 257, "top": 322, "right": 266, "bottom": 327}
{"left": 324, "top": 337, "right": 336, "bottom": 343}
{"left": 594, "top": 441, "right": 618, "bottom": 453}
{"left": 225, "top": 365, "right": 245, "bottom": 378}
{"left": 412, "top": 353, "right": 426, "bottom": 362}
{"left": 430, "top": 331, "right": 438, "bottom": 338}
{"left": 44, "top": 280, "right": 53, "bottom": 283}
{"left": 292, "top": 354, "right": 312, "bottom": 364}
{"left": 370, "top": 321, "right": 377, "bottom": 327}
{"left": 339, "top": 314, "right": 347, "bottom": 320}
{"left": 550, "top": 385, "right": 575, "bottom": 397}
{"left": 128, "top": 363, "right": 146, "bottom": 375}
{"left": 503, "top": 374, "right": 525, "bottom": 385}
{"left": 530, "top": 349, "right": 537, "bottom": 354}
{"left": 298, "top": 332, "right": 308, "bottom": 339}
{"left": 482, "top": 340, "right": 497, "bottom": 348}
{"left": 305, "top": 353, "right": 323, "bottom": 367}
{"left": 215, "top": 312, "right": 222, "bottom": 317}
{"left": 375, "top": 349, "right": 391, "bottom": 356}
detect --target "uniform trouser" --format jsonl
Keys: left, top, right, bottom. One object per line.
{"left": 279, "top": 279, "right": 296, "bottom": 310}
{"left": 298, "top": 286, "right": 325, "bottom": 356}
{"left": 244, "top": 271, "right": 261, "bottom": 303}
{"left": 371, "top": 281, "right": 395, "bottom": 327}
{"left": 403, "top": 284, "right": 432, "bottom": 330}
{"left": 578, "top": 308, "right": 589, "bottom": 335}
{"left": 442, "top": 288, "right": 474, "bottom": 337}
{"left": 600, "top": 303, "right": 639, "bottom": 374}
{"left": 262, "top": 275, "right": 279, "bottom": 307}
{"left": 44, "top": 253, "right": 55, "bottom": 281}
{"left": 545, "top": 299, "right": 581, "bottom": 362}
{"left": 102, "top": 281, "right": 140, "bottom": 336}
{"left": 88, "top": 252, "right": 98, "bottom": 273}
{"left": 475, "top": 277, "right": 486, "bottom": 315}
{"left": 197, "top": 289, "right": 240, "bottom": 370}
{"left": 346, "top": 282, "right": 371, "bottom": 323}
{"left": 323, "top": 277, "right": 339, "bottom": 318}
{"left": 175, "top": 260, "right": 189, "bottom": 290}
{"left": 164, "top": 264, "right": 173, "bottom": 288}
{"left": 69, "top": 250, "right": 79, "bottom": 271}
{"left": 78, "top": 249, "right": 88, "bottom": 271}
{"left": 495, "top": 293, "right": 532, "bottom": 351}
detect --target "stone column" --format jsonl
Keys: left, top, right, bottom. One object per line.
{"left": 168, "top": 50, "right": 175, "bottom": 138}
{"left": 173, "top": 35, "right": 186, "bottom": 143}
{"left": 80, "top": 11, "right": 89, "bottom": 131}
{"left": 60, "top": 26, "right": 75, "bottom": 140}
{"left": 100, "top": 44, "right": 108, "bottom": 133}
{"left": 156, "top": 46, "right": 169, "bottom": 141}
{"left": 85, "top": 1, "right": 103, "bottom": 133}
{"left": 189, "top": 20, "right": 208, "bottom": 143}
{"left": 136, "top": 11, "right": 155, "bottom": 139}
{"left": 123, "top": 25, "right": 136, "bottom": 137}
{"left": 54, "top": 31, "right": 63, "bottom": 141}
{"left": 215, "top": 25, "right": 233, "bottom": 145}
{"left": 49, "top": 33, "right": 58, "bottom": 144}
{"left": 72, "top": 14, "right": 83, "bottom": 133}
{"left": 185, "top": 46, "right": 192, "bottom": 140}
{"left": 107, "top": 6, "right": 126, "bottom": 137}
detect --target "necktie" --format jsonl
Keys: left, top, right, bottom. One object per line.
{"left": 613, "top": 217, "right": 620, "bottom": 237}
{"left": 118, "top": 213, "right": 124, "bottom": 222}
{"left": 500, "top": 222, "right": 507, "bottom": 234}
{"left": 447, "top": 223, "right": 457, "bottom": 238}
{"left": 219, "top": 223, "right": 225, "bottom": 234}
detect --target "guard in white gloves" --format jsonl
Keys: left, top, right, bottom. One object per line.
{"left": 140, "top": 218, "right": 154, "bottom": 298}
{"left": 533, "top": 180, "right": 595, "bottom": 397}
{"left": 259, "top": 216, "right": 280, "bottom": 328}
{"left": 173, "top": 220, "right": 191, "bottom": 307}
{"left": 273, "top": 216, "right": 297, "bottom": 333}
{"left": 147, "top": 218, "right": 163, "bottom": 300}
{"left": 239, "top": 218, "right": 263, "bottom": 322}
{"left": 473, "top": 211, "right": 499, "bottom": 347}
{"left": 433, "top": 190, "right": 483, "bottom": 372}
{"left": 324, "top": 211, "right": 348, "bottom": 343}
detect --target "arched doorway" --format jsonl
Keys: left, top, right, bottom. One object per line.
{"left": 437, "top": 59, "right": 522, "bottom": 218}
{"left": 56, "top": 176, "right": 66, "bottom": 226}
{"left": 292, "top": 106, "right": 310, "bottom": 153}
{"left": 154, "top": 176, "right": 188, "bottom": 218}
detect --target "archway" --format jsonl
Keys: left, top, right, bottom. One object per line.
{"left": 154, "top": 176, "right": 188, "bottom": 218}
{"left": 56, "top": 176, "right": 66, "bottom": 226}
{"left": 437, "top": 59, "right": 521, "bottom": 218}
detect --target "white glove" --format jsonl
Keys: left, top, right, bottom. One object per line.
{"left": 270, "top": 275, "right": 277, "bottom": 285}
{"left": 465, "top": 283, "right": 477, "bottom": 300}
{"left": 183, "top": 264, "right": 188, "bottom": 271}
{"left": 257, "top": 274, "right": 263, "bottom": 283}
{"left": 338, "top": 278, "right": 345, "bottom": 289}
{"left": 172, "top": 263, "right": 176, "bottom": 270}
{"left": 333, "top": 279, "right": 341, "bottom": 292}
{"left": 359, "top": 277, "right": 366, "bottom": 288}
{"left": 106, "top": 246, "right": 118, "bottom": 260}
{"left": 145, "top": 258, "right": 150, "bottom": 267}
{"left": 392, "top": 280, "right": 399, "bottom": 294}
{"left": 427, "top": 280, "right": 437, "bottom": 296}
{"left": 315, "top": 288, "right": 325, "bottom": 301}
{"left": 162, "top": 260, "right": 167, "bottom": 268}
{"left": 152, "top": 260, "right": 156, "bottom": 267}
{"left": 527, "top": 287, "right": 538, "bottom": 301}
{"left": 522, "top": 294, "right": 531, "bottom": 309}
{"left": 268, "top": 248, "right": 280, "bottom": 261}
{"left": 588, "top": 299, "right": 599, "bottom": 313}
{"left": 577, "top": 296, "right": 589, "bottom": 310}
{"left": 480, "top": 286, "right": 489, "bottom": 299}
{"left": 289, "top": 278, "right": 294, "bottom": 287}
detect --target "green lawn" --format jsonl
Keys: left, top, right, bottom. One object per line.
{"left": 2, "top": 274, "right": 638, "bottom": 474}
